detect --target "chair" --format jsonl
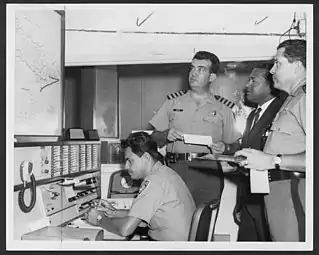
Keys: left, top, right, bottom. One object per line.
{"left": 188, "top": 198, "right": 221, "bottom": 241}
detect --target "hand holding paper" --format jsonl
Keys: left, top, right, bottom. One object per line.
{"left": 209, "top": 141, "right": 226, "bottom": 154}
{"left": 167, "top": 128, "right": 184, "bottom": 142}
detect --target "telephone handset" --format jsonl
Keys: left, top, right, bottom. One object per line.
{"left": 18, "top": 160, "right": 37, "bottom": 213}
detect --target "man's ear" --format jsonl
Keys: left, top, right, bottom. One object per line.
{"left": 294, "top": 60, "right": 305, "bottom": 74}
{"left": 142, "top": 152, "right": 152, "bottom": 162}
{"left": 209, "top": 73, "right": 217, "bottom": 83}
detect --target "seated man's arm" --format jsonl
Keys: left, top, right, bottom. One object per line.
{"left": 98, "top": 214, "right": 142, "bottom": 237}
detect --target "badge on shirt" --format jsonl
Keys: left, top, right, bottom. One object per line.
{"left": 209, "top": 110, "right": 216, "bottom": 116}
{"left": 173, "top": 108, "right": 183, "bottom": 112}
{"left": 138, "top": 179, "right": 150, "bottom": 196}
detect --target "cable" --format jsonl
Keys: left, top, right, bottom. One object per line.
{"left": 18, "top": 174, "right": 37, "bottom": 213}
{"left": 288, "top": 12, "right": 297, "bottom": 39}
{"left": 279, "top": 12, "right": 298, "bottom": 43}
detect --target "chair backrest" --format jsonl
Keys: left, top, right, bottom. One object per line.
{"left": 188, "top": 199, "right": 220, "bottom": 241}
{"left": 107, "top": 170, "right": 142, "bottom": 198}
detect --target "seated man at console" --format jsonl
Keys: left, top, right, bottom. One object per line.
{"left": 85, "top": 131, "right": 196, "bottom": 241}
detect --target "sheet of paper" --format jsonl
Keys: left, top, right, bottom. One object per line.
{"left": 183, "top": 134, "right": 212, "bottom": 146}
{"left": 106, "top": 198, "right": 133, "bottom": 210}
{"left": 250, "top": 169, "right": 270, "bottom": 194}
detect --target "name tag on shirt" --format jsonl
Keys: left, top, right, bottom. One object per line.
{"left": 250, "top": 169, "right": 270, "bottom": 194}
{"left": 173, "top": 109, "right": 183, "bottom": 112}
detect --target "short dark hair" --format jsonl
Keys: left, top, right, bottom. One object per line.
{"left": 277, "top": 39, "right": 306, "bottom": 68}
{"left": 193, "top": 51, "right": 220, "bottom": 74}
{"left": 120, "top": 132, "right": 162, "bottom": 161}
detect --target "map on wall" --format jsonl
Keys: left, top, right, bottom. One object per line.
{"left": 15, "top": 9, "right": 62, "bottom": 136}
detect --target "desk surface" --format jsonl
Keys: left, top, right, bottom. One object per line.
{"left": 69, "top": 218, "right": 141, "bottom": 241}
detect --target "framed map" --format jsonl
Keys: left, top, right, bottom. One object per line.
{"left": 14, "top": 9, "right": 63, "bottom": 136}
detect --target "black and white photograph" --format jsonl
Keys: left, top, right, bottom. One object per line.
{"left": 6, "top": 3, "right": 313, "bottom": 251}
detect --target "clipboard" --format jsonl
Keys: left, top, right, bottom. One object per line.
{"left": 194, "top": 154, "right": 245, "bottom": 163}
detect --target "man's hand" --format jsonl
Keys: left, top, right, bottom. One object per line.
{"left": 85, "top": 208, "right": 101, "bottom": 226}
{"left": 93, "top": 199, "right": 118, "bottom": 217}
{"left": 234, "top": 148, "right": 274, "bottom": 171}
{"left": 209, "top": 141, "right": 225, "bottom": 154}
{"left": 167, "top": 128, "right": 184, "bottom": 142}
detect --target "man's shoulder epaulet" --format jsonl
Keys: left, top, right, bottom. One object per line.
{"left": 214, "top": 95, "right": 236, "bottom": 110}
{"left": 167, "top": 90, "right": 187, "bottom": 100}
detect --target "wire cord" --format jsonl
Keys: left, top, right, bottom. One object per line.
{"left": 18, "top": 174, "right": 37, "bottom": 213}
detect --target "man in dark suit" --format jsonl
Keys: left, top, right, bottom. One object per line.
{"left": 211, "top": 67, "right": 288, "bottom": 241}
{"left": 236, "top": 68, "right": 288, "bottom": 241}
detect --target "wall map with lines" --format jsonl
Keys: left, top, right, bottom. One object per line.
{"left": 15, "top": 9, "right": 62, "bottom": 136}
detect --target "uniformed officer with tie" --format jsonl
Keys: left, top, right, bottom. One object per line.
{"left": 235, "top": 39, "right": 307, "bottom": 242}
{"left": 149, "top": 51, "right": 241, "bottom": 206}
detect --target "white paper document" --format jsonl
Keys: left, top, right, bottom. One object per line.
{"left": 250, "top": 169, "right": 270, "bottom": 194}
{"left": 183, "top": 134, "right": 212, "bottom": 146}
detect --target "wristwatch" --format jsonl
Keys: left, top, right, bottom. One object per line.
{"left": 273, "top": 154, "right": 282, "bottom": 170}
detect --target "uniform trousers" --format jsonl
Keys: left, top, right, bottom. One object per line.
{"left": 265, "top": 178, "right": 305, "bottom": 241}
{"left": 168, "top": 160, "right": 224, "bottom": 206}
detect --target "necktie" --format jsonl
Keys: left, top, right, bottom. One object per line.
{"left": 251, "top": 107, "right": 262, "bottom": 129}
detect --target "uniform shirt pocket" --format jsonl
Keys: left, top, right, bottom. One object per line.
{"left": 203, "top": 111, "right": 222, "bottom": 127}
{"left": 169, "top": 112, "right": 177, "bottom": 122}
{"left": 168, "top": 112, "right": 185, "bottom": 129}
{"left": 270, "top": 110, "right": 295, "bottom": 136}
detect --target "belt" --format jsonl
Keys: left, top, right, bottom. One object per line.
{"left": 236, "top": 168, "right": 305, "bottom": 182}
{"left": 268, "top": 169, "right": 305, "bottom": 182}
{"left": 166, "top": 152, "right": 208, "bottom": 163}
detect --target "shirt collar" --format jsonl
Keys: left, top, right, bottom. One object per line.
{"left": 259, "top": 97, "right": 275, "bottom": 111}
{"left": 291, "top": 77, "right": 306, "bottom": 96}
{"left": 150, "top": 161, "right": 163, "bottom": 173}
{"left": 257, "top": 97, "right": 276, "bottom": 118}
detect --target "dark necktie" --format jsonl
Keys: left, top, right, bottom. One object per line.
{"left": 251, "top": 107, "right": 262, "bottom": 129}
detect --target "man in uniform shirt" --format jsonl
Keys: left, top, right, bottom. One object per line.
{"left": 235, "top": 39, "right": 307, "bottom": 241}
{"left": 150, "top": 51, "right": 241, "bottom": 206}
{"left": 85, "top": 131, "right": 196, "bottom": 241}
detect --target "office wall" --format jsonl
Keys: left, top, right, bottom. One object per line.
{"left": 118, "top": 64, "right": 189, "bottom": 138}
{"left": 64, "top": 62, "right": 260, "bottom": 140}
{"left": 64, "top": 5, "right": 309, "bottom": 66}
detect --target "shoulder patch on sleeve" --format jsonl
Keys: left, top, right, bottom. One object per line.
{"left": 138, "top": 179, "right": 150, "bottom": 196}
{"left": 214, "top": 95, "right": 236, "bottom": 110}
{"left": 167, "top": 90, "right": 187, "bottom": 100}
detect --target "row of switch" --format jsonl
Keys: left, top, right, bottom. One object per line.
{"left": 68, "top": 188, "right": 97, "bottom": 203}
